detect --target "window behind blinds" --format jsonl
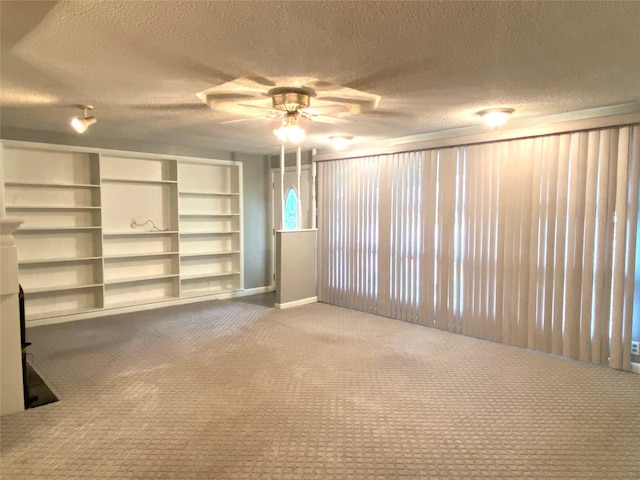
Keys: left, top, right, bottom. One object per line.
{"left": 317, "top": 125, "right": 639, "bottom": 370}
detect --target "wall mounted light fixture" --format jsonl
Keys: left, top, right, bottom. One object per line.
{"left": 70, "top": 105, "right": 96, "bottom": 133}
{"left": 478, "top": 108, "right": 514, "bottom": 128}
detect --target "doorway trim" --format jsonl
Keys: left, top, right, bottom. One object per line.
{"left": 270, "top": 165, "right": 312, "bottom": 288}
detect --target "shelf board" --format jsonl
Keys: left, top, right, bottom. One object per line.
{"left": 181, "top": 271, "right": 240, "bottom": 281}
{"left": 103, "top": 295, "right": 179, "bottom": 310}
{"left": 103, "top": 230, "right": 178, "bottom": 236}
{"left": 180, "top": 230, "right": 240, "bottom": 236}
{"left": 102, "top": 177, "right": 177, "bottom": 185}
{"left": 27, "top": 306, "right": 103, "bottom": 322}
{"left": 105, "top": 273, "right": 179, "bottom": 285}
{"left": 19, "top": 256, "right": 102, "bottom": 265}
{"left": 180, "top": 251, "right": 240, "bottom": 258}
{"left": 5, "top": 181, "right": 100, "bottom": 189}
{"left": 17, "top": 226, "right": 101, "bottom": 232}
{"left": 7, "top": 205, "right": 101, "bottom": 211}
{"left": 179, "top": 213, "right": 239, "bottom": 218}
{"left": 104, "top": 252, "right": 179, "bottom": 260}
{"left": 178, "top": 190, "right": 239, "bottom": 197}
{"left": 180, "top": 287, "right": 239, "bottom": 298}
{"left": 24, "top": 283, "right": 103, "bottom": 295}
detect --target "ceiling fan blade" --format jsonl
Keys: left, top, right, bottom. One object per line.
{"left": 220, "top": 116, "right": 271, "bottom": 125}
{"left": 304, "top": 104, "right": 349, "bottom": 116}
{"left": 236, "top": 103, "right": 277, "bottom": 112}
{"left": 131, "top": 103, "right": 208, "bottom": 111}
{"left": 246, "top": 76, "right": 277, "bottom": 87}
{"left": 299, "top": 112, "right": 341, "bottom": 124}
{"left": 206, "top": 93, "right": 258, "bottom": 101}
{"left": 317, "top": 96, "right": 371, "bottom": 106}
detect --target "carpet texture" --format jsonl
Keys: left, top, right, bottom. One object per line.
{"left": 1, "top": 300, "right": 639, "bottom": 479}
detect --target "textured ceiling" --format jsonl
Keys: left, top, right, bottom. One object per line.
{"left": 1, "top": 0, "right": 640, "bottom": 155}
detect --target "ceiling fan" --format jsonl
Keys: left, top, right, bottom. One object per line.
{"left": 219, "top": 86, "right": 349, "bottom": 143}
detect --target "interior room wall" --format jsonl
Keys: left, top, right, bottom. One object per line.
{"left": 233, "top": 152, "right": 271, "bottom": 289}
{"left": 270, "top": 149, "right": 313, "bottom": 169}
{"left": 0, "top": 129, "right": 273, "bottom": 291}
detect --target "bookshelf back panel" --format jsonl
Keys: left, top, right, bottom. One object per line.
{"left": 4, "top": 149, "right": 97, "bottom": 184}
{"left": 101, "top": 156, "right": 176, "bottom": 182}
{"left": 103, "top": 235, "right": 177, "bottom": 256}
{"left": 25, "top": 289, "right": 101, "bottom": 320}
{"left": 180, "top": 235, "right": 236, "bottom": 254}
{"left": 5, "top": 186, "right": 98, "bottom": 207}
{"left": 178, "top": 163, "right": 231, "bottom": 192}
{"left": 104, "top": 278, "right": 178, "bottom": 306}
{"left": 16, "top": 232, "right": 101, "bottom": 261}
{"left": 180, "top": 216, "right": 238, "bottom": 233}
{"left": 179, "top": 195, "right": 234, "bottom": 214}
{"left": 102, "top": 183, "right": 175, "bottom": 232}
{"left": 181, "top": 277, "right": 238, "bottom": 294}
{"left": 104, "top": 257, "right": 178, "bottom": 282}
{"left": 15, "top": 210, "right": 100, "bottom": 229}
{"left": 180, "top": 255, "right": 238, "bottom": 276}
{"left": 19, "top": 262, "right": 102, "bottom": 290}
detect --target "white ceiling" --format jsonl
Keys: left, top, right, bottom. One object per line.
{"left": 2, "top": 1, "right": 640, "bottom": 155}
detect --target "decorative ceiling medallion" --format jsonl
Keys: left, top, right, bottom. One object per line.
{"left": 196, "top": 76, "right": 380, "bottom": 118}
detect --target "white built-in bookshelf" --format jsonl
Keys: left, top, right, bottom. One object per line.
{"left": 1, "top": 141, "right": 243, "bottom": 324}
{"left": 178, "top": 162, "right": 242, "bottom": 297}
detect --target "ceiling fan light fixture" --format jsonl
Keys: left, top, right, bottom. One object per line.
{"left": 478, "top": 108, "right": 514, "bottom": 128}
{"left": 329, "top": 135, "right": 354, "bottom": 150}
{"left": 71, "top": 105, "right": 96, "bottom": 133}
{"left": 273, "top": 113, "right": 305, "bottom": 143}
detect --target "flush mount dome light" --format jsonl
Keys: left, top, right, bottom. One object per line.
{"left": 70, "top": 105, "right": 96, "bottom": 133}
{"left": 328, "top": 135, "right": 354, "bottom": 150}
{"left": 478, "top": 108, "right": 514, "bottom": 128}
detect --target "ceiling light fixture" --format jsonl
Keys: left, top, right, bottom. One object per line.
{"left": 273, "top": 113, "right": 305, "bottom": 143}
{"left": 70, "top": 105, "right": 96, "bottom": 133}
{"left": 478, "top": 108, "right": 514, "bottom": 128}
{"left": 328, "top": 135, "right": 354, "bottom": 150}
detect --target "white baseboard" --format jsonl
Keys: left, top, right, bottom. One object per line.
{"left": 26, "top": 286, "right": 275, "bottom": 328}
{"left": 275, "top": 296, "right": 318, "bottom": 310}
{"left": 631, "top": 363, "right": 640, "bottom": 374}
{"left": 232, "top": 286, "right": 275, "bottom": 297}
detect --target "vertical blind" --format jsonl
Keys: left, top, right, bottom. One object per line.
{"left": 317, "top": 125, "right": 640, "bottom": 370}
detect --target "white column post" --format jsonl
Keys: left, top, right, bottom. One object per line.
{"left": 296, "top": 147, "right": 301, "bottom": 230}
{"left": 0, "top": 219, "right": 25, "bottom": 415}
{"left": 280, "top": 144, "right": 285, "bottom": 230}
{"left": 311, "top": 152, "right": 317, "bottom": 230}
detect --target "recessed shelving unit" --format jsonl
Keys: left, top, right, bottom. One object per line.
{"left": 178, "top": 161, "right": 242, "bottom": 297}
{"left": 100, "top": 154, "right": 181, "bottom": 308}
{"left": 2, "top": 145, "right": 104, "bottom": 321}
{"left": 2, "top": 141, "right": 243, "bottom": 324}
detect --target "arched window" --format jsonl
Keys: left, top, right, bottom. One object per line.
{"left": 284, "top": 187, "right": 299, "bottom": 230}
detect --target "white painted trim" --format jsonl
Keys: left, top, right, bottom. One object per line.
{"left": 275, "top": 296, "right": 318, "bottom": 310}
{"left": 234, "top": 286, "right": 275, "bottom": 297}
{"left": 631, "top": 363, "right": 640, "bottom": 374}
{"left": 26, "top": 286, "right": 275, "bottom": 328}
{"left": 0, "top": 139, "right": 242, "bottom": 167}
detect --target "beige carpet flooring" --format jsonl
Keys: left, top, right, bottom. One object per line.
{"left": 1, "top": 300, "right": 639, "bottom": 479}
